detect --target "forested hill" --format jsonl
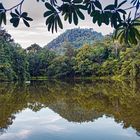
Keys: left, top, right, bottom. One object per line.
{"left": 1, "top": 28, "right": 140, "bottom": 81}
{"left": 45, "top": 28, "right": 103, "bottom": 51}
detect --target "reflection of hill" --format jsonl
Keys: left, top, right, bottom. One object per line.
{"left": 0, "top": 80, "right": 140, "bottom": 133}
{"left": 50, "top": 101, "right": 103, "bottom": 123}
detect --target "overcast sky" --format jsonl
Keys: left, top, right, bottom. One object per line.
{"left": 1, "top": 0, "right": 130, "bottom": 48}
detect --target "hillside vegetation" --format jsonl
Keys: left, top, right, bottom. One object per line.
{"left": 45, "top": 28, "right": 103, "bottom": 53}
{"left": 0, "top": 29, "right": 28, "bottom": 81}
{"left": 0, "top": 28, "right": 140, "bottom": 81}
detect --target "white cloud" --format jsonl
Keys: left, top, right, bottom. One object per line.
{"left": 39, "top": 115, "right": 62, "bottom": 124}
{"left": 17, "top": 130, "right": 31, "bottom": 139}
{"left": 0, "top": 129, "right": 31, "bottom": 140}
{"left": 45, "top": 124, "right": 66, "bottom": 132}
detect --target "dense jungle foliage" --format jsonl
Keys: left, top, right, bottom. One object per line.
{"left": 0, "top": 29, "right": 29, "bottom": 81}
{"left": 0, "top": 28, "right": 140, "bottom": 81}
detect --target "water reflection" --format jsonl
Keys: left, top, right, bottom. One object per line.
{"left": 0, "top": 80, "right": 140, "bottom": 138}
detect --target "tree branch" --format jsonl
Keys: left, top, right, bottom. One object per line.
{"left": 5, "top": 0, "right": 25, "bottom": 12}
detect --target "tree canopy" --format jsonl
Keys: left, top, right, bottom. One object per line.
{"left": 0, "top": 29, "right": 29, "bottom": 81}
{"left": 0, "top": 0, "right": 140, "bottom": 45}
{"left": 1, "top": 28, "right": 140, "bottom": 81}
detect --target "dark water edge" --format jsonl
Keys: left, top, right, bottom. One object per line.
{"left": 0, "top": 79, "right": 140, "bottom": 140}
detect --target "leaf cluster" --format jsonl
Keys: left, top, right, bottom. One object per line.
{"left": 0, "top": 0, "right": 140, "bottom": 45}
{"left": 10, "top": 9, "right": 33, "bottom": 27}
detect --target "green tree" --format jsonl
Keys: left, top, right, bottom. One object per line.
{"left": 26, "top": 43, "right": 42, "bottom": 53}
{"left": 74, "top": 42, "right": 111, "bottom": 76}
{"left": 47, "top": 56, "right": 74, "bottom": 78}
{"left": 12, "top": 44, "right": 29, "bottom": 81}
{"left": 119, "top": 46, "right": 140, "bottom": 78}
{"left": 63, "top": 42, "right": 75, "bottom": 60}
{"left": 0, "top": 36, "right": 29, "bottom": 81}
{"left": 27, "top": 46, "right": 56, "bottom": 77}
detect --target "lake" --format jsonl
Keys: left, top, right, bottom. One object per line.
{"left": 0, "top": 79, "right": 140, "bottom": 140}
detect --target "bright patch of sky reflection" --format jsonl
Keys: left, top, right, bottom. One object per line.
{"left": 0, "top": 108, "right": 139, "bottom": 140}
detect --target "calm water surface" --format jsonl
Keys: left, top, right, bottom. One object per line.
{"left": 0, "top": 80, "right": 140, "bottom": 140}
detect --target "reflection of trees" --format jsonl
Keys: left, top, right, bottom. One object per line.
{"left": 50, "top": 102, "right": 103, "bottom": 123}
{"left": 0, "top": 115, "right": 15, "bottom": 136}
{"left": 0, "top": 80, "right": 140, "bottom": 134}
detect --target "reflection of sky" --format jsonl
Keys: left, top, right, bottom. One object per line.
{"left": 0, "top": 108, "right": 139, "bottom": 140}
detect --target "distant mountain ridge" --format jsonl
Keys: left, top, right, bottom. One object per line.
{"left": 45, "top": 28, "right": 104, "bottom": 51}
